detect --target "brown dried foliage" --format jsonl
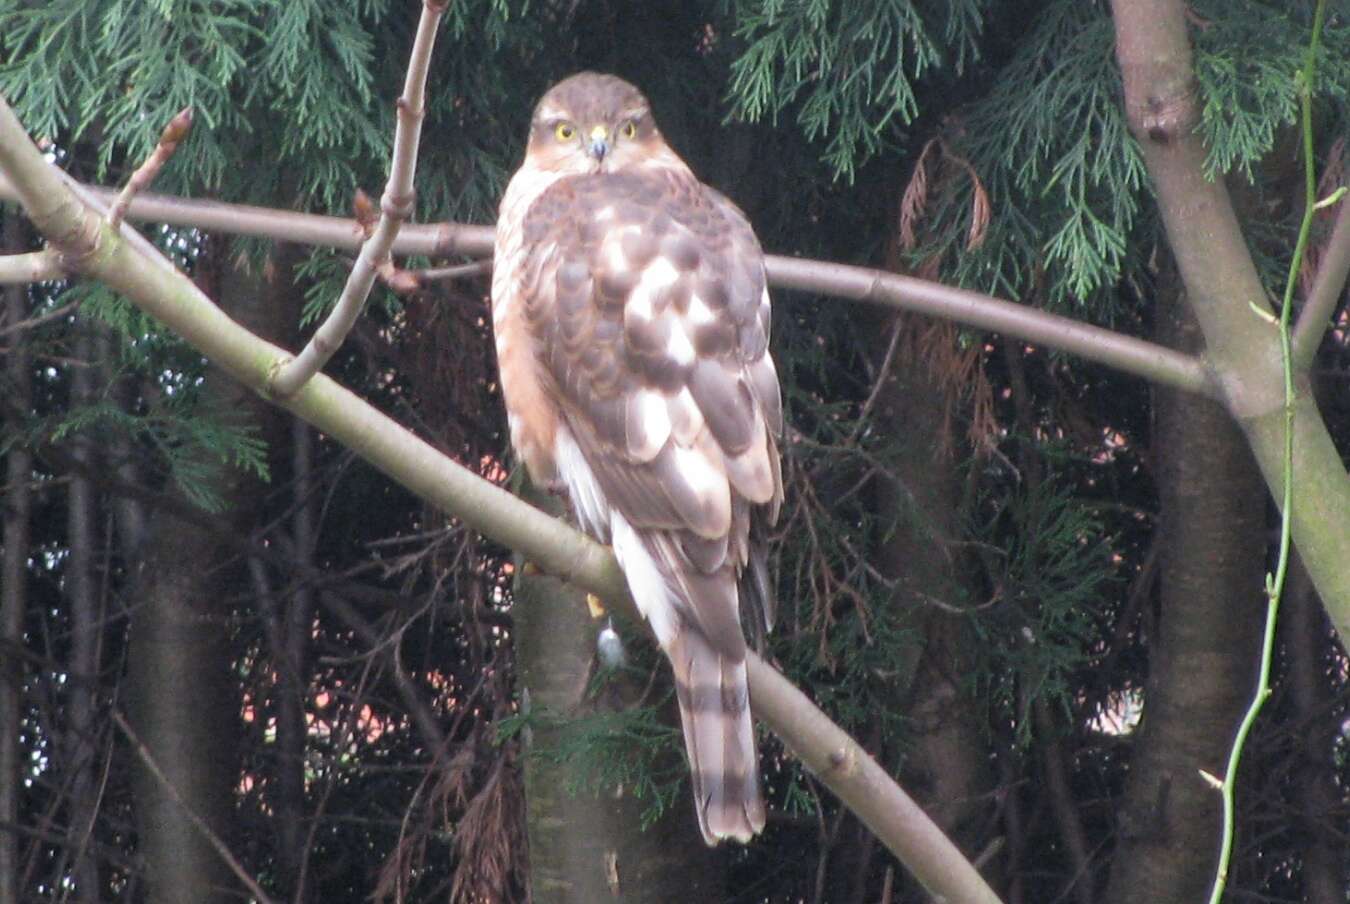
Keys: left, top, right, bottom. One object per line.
{"left": 897, "top": 136, "right": 991, "bottom": 258}
{"left": 373, "top": 733, "right": 528, "bottom": 904}
{"left": 897, "top": 316, "right": 999, "bottom": 458}
{"left": 448, "top": 751, "right": 529, "bottom": 903}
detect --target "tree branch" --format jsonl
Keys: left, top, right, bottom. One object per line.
{"left": 106, "top": 106, "right": 193, "bottom": 230}
{"left": 1111, "top": 0, "right": 1350, "bottom": 638}
{"left": 0, "top": 248, "right": 62, "bottom": 284}
{"left": 269, "top": 0, "right": 448, "bottom": 398}
{"left": 747, "top": 655, "right": 1001, "bottom": 903}
{"left": 0, "top": 171, "right": 1212, "bottom": 397}
{"left": 766, "top": 256, "right": 1212, "bottom": 395}
{"left": 0, "top": 91, "right": 1004, "bottom": 904}
{"left": 1292, "top": 191, "right": 1350, "bottom": 372}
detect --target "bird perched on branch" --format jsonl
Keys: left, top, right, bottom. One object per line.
{"left": 491, "top": 72, "right": 783, "bottom": 844}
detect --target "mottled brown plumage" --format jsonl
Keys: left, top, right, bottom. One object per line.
{"left": 492, "top": 72, "right": 782, "bottom": 844}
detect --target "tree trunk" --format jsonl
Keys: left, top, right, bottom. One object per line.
{"left": 864, "top": 313, "right": 996, "bottom": 897}
{"left": 267, "top": 416, "right": 316, "bottom": 902}
{"left": 124, "top": 247, "right": 291, "bottom": 904}
{"left": 1283, "top": 554, "right": 1344, "bottom": 904}
{"left": 100, "top": 323, "right": 147, "bottom": 564}
{"left": 60, "top": 316, "right": 101, "bottom": 902}
{"left": 125, "top": 504, "right": 245, "bottom": 903}
{"left": 1102, "top": 284, "right": 1266, "bottom": 904}
{"left": 513, "top": 487, "right": 721, "bottom": 903}
{"left": 0, "top": 209, "right": 32, "bottom": 904}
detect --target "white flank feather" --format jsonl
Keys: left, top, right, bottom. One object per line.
{"left": 609, "top": 511, "right": 679, "bottom": 647}
{"left": 553, "top": 426, "right": 611, "bottom": 541}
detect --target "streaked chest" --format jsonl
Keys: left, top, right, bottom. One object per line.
{"left": 491, "top": 165, "right": 565, "bottom": 485}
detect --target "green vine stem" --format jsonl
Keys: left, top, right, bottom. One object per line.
{"left": 1205, "top": 2, "right": 1328, "bottom": 901}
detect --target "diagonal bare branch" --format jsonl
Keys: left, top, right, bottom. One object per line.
{"left": 269, "top": 0, "right": 449, "bottom": 398}
{"left": 767, "top": 256, "right": 1212, "bottom": 396}
{"left": 113, "top": 712, "right": 278, "bottom": 904}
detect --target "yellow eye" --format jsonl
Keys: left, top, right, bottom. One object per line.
{"left": 620, "top": 120, "right": 638, "bottom": 139}
{"left": 554, "top": 122, "right": 576, "bottom": 141}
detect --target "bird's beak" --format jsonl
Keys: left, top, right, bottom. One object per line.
{"left": 587, "top": 124, "right": 610, "bottom": 161}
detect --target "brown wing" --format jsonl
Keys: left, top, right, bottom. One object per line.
{"left": 519, "top": 168, "right": 781, "bottom": 640}
{"left": 516, "top": 167, "right": 782, "bottom": 842}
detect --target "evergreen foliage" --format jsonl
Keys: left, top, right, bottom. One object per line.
{"left": 1191, "top": 0, "right": 1350, "bottom": 180}
{"left": 726, "top": 0, "right": 989, "bottom": 180}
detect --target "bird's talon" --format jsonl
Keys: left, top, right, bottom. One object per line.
{"left": 586, "top": 593, "right": 606, "bottom": 619}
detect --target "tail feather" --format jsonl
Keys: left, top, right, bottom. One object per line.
{"left": 608, "top": 512, "right": 766, "bottom": 845}
{"left": 669, "top": 629, "right": 765, "bottom": 845}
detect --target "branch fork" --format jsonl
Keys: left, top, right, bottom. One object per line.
{"left": 268, "top": 0, "right": 446, "bottom": 399}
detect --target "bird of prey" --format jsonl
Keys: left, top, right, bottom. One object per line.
{"left": 491, "top": 72, "right": 783, "bottom": 844}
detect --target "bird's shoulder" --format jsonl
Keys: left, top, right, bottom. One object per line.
{"left": 519, "top": 166, "right": 767, "bottom": 358}
{"left": 522, "top": 167, "right": 757, "bottom": 254}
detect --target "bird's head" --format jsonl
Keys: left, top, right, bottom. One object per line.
{"left": 523, "top": 72, "right": 685, "bottom": 175}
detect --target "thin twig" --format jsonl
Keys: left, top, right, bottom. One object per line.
{"left": 413, "top": 259, "right": 493, "bottom": 284}
{"left": 0, "top": 299, "right": 75, "bottom": 336}
{"left": 269, "top": 0, "right": 448, "bottom": 398}
{"left": 56, "top": 718, "right": 116, "bottom": 904}
{"left": 106, "top": 107, "right": 193, "bottom": 230}
{"left": 112, "top": 711, "right": 279, "bottom": 904}
{"left": 846, "top": 315, "right": 902, "bottom": 446}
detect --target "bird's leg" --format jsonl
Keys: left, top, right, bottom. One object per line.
{"left": 586, "top": 593, "right": 606, "bottom": 619}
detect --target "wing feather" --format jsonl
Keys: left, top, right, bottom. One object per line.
{"left": 520, "top": 169, "right": 782, "bottom": 540}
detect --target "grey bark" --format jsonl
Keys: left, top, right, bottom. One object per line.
{"left": 513, "top": 487, "right": 721, "bottom": 903}
{"left": 61, "top": 316, "right": 101, "bottom": 902}
{"left": 866, "top": 312, "right": 997, "bottom": 895}
{"left": 125, "top": 509, "right": 244, "bottom": 904}
{"left": 0, "top": 209, "right": 31, "bottom": 904}
{"left": 124, "top": 249, "right": 290, "bottom": 904}
{"left": 1102, "top": 285, "right": 1266, "bottom": 904}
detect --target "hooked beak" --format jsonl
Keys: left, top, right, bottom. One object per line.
{"left": 587, "top": 124, "right": 610, "bottom": 161}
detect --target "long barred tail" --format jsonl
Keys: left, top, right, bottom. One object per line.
{"left": 668, "top": 628, "right": 765, "bottom": 845}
